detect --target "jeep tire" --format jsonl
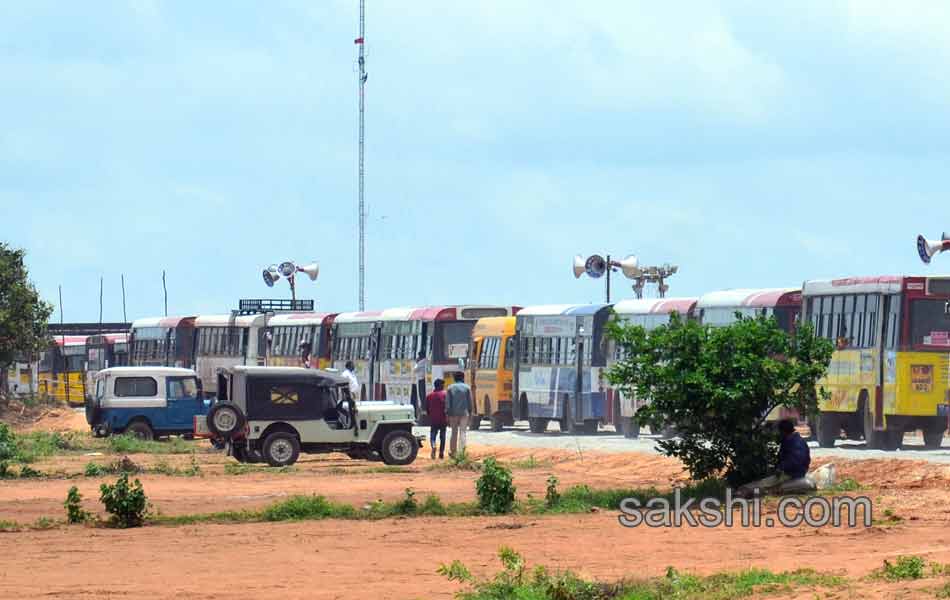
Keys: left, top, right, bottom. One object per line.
{"left": 380, "top": 430, "right": 418, "bottom": 466}
{"left": 263, "top": 432, "right": 300, "bottom": 467}
{"left": 207, "top": 402, "right": 245, "bottom": 440}
{"left": 127, "top": 420, "right": 154, "bottom": 441}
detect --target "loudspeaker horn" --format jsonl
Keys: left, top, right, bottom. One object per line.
{"left": 262, "top": 265, "right": 281, "bottom": 287}
{"left": 917, "top": 234, "right": 950, "bottom": 264}
{"left": 618, "top": 255, "right": 640, "bottom": 279}
{"left": 278, "top": 261, "right": 296, "bottom": 277}
{"left": 572, "top": 255, "right": 586, "bottom": 279}
{"left": 584, "top": 254, "right": 607, "bottom": 279}
{"left": 298, "top": 262, "right": 319, "bottom": 281}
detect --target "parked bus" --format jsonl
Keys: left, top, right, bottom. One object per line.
{"left": 803, "top": 275, "right": 950, "bottom": 450}
{"left": 513, "top": 304, "right": 611, "bottom": 434}
{"left": 129, "top": 316, "right": 197, "bottom": 368}
{"left": 376, "top": 307, "right": 421, "bottom": 405}
{"left": 262, "top": 312, "right": 337, "bottom": 367}
{"left": 608, "top": 298, "right": 697, "bottom": 438}
{"left": 468, "top": 316, "right": 517, "bottom": 431}
{"left": 697, "top": 288, "right": 805, "bottom": 427}
{"left": 84, "top": 333, "right": 129, "bottom": 399}
{"left": 37, "top": 336, "right": 87, "bottom": 405}
{"left": 330, "top": 310, "right": 383, "bottom": 401}
{"left": 193, "top": 314, "right": 267, "bottom": 398}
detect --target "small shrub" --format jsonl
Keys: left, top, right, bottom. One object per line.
{"left": 33, "top": 516, "right": 57, "bottom": 530}
{"left": 184, "top": 451, "right": 202, "bottom": 477}
{"left": 84, "top": 462, "right": 105, "bottom": 477}
{"left": 438, "top": 560, "right": 474, "bottom": 584}
{"left": 0, "top": 461, "right": 11, "bottom": 479}
{"left": 937, "top": 581, "right": 950, "bottom": 599}
{"left": 65, "top": 486, "right": 91, "bottom": 524}
{"left": 874, "top": 555, "right": 925, "bottom": 581}
{"left": 420, "top": 494, "right": 448, "bottom": 516}
{"left": 0, "top": 424, "right": 18, "bottom": 461}
{"left": 827, "top": 478, "right": 861, "bottom": 492}
{"left": 394, "top": 488, "right": 418, "bottom": 515}
{"left": 476, "top": 457, "right": 516, "bottom": 514}
{"left": 18, "top": 465, "right": 43, "bottom": 478}
{"left": 99, "top": 474, "right": 149, "bottom": 528}
{"left": 262, "top": 495, "right": 355, "bottom": 521}
{"left": 545, "top": 475, "right": 560, "bottom": 508}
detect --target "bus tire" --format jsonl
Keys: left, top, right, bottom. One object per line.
{"left": 581, "top": 420, "right": 598, "bottom": 434}
{"left": 923, "top": 424, "right": 945, "bottom": 449}
{"left": 468, "top": 416, "right": 482, "bottom": 431}
{"left": 528, "top": 418, "right": 547, "bottom": 434}
{"left": 490, "top": 414, "right": 505, "bottom": 432}
{"left": 816, "top": 413, "right": 839, "bottom": 448}
{"left": 623, "top": 418, "right": 640, "bottom": 439}
{"left": 882, "top": 428, "right": 904, "bottom": 451}
{"left": 862, "top": 403, "right": 888, "bottom": 450}
{"left": 127, "top": 420, "right": 154, "bottom": 441}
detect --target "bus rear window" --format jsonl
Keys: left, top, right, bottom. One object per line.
{"left": 910, "top": 299, "right": 950, "bottom": 347}
{"left": 433, "top": 321, "right": 475, "bottom": 362}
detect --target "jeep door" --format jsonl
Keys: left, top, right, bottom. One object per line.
{"left": 166, "top": 376, "right": 203, "bottom": 430}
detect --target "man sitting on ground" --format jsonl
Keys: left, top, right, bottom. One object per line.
{"left": 737, "top": 418, "right": 814, "bottom": 498}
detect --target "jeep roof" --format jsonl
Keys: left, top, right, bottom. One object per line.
{"left": 229, "top": 365, "right": 348, "bottom": 386}
{"left": 97, "top": 366, "right": 197, "bottom": 378}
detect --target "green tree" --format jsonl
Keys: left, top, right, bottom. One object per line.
{"left": 606, "top": 312, "right": 833, "bottom": 486}
{"left": 0, "top": 243, "right": 52, "bottom": 399}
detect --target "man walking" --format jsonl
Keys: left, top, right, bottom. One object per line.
{"left": 425, "top": 379, "right": 447, "bottom": 459}
{"left": 445, "top": 372, "right": 473, "bottom": 457}
{"left": 342, "top": 360, "right": 361, "bottom": 400}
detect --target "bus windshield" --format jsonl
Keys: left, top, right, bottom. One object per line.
{"left": 910, "top": 299, "right": 950, "bottom": 348}
{"left": 433, "top": 321, "right": 475, "bottom": 362}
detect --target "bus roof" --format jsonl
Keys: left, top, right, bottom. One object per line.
{"left": 408, "top": 306, "right": 517, "bottom": 321}
{"left": 802, "top": 276, "right": 903, "bottom": 296}
{"left": 381, "top": 307, "right": 419, "bottom": 321}
{"left": 696, "top": 288, "right": 801, "bottom": 309}
{"left": 518, "top": 304, "right": 611, "bottom": 317}
{"left": 472, "top": 316, "right": 516, "bottom": 337}
{"left": 87, "top": 333, "right": 129, "bottom": 344}
{"left": 613, "top": 297, "right": 697, "bottom": 316}
{"left": 195, "top": 314, "right": 267, "bottom": 327}
{"left": 131, "top": 316, "right": 196, "bottom": 328}
{"left": 52, "top": 335, "right": 88, "bottom": 347}
{"left": 266, "top": 312, "right": 336, "bottom": 327}
{"left": 333, "top": 310, "right": 384, "bottom": 324}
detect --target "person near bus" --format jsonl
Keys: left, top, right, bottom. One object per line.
{"left": 737, "top": 419, "right": 814, "bottom": 497}
{"left": 299, "top": 340, "right": 312, "bottom": 369}
{"left": 413, "top": 351, "right": 428, "bottom": 419}
{"left": 425, "top": 378, "right": 447, "bottom": 459}
{"left": 445, "top": 371, "right": 473, "bottom": 457}
{"left": 342, "top": 360, "right": 360, "bottom": 399}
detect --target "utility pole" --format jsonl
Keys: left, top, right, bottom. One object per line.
{"left": 121, "top": 274, "right": 127, "bottom": 322}
{"left": 356, "top": 0, "right": 367, "bottom": 310}
{"left": 162, "top": 270, "right": 168, "bottom": 317}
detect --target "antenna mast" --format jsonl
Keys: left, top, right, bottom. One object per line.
{"left": 356, "top": 0, "right": 366, "bottom": 310}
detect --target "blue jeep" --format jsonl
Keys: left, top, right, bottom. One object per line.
{"left": 85, "top": 367, "right": 208, "bottom": 440}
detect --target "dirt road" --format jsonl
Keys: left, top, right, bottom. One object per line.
{"left": 2, "top": 441, "right": 950, "bottom": 599}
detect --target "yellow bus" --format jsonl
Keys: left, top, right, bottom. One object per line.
{"left": 803, "top": 275, "right": 950, "bottom": 450}
{"left": 468, "top": 316, "right": 517, "bottom": 431}
{"left": 36, "top": 336, "right": 87, "bottom": 406}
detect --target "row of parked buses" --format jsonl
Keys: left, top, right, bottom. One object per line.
{"left": 33, "top": 333, "right": 130, "bottom": 405}
{"left": 32, "top": 272, "right": 950, "bottom": 450}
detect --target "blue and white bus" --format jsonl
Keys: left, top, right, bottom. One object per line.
{"left": 513, "top": 304, "right": 611, "bottom": 434}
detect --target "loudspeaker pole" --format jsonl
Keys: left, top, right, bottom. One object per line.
{"left": 605, "top": 254, "right": 611, "bottom": 304}
{"left": 356, "top": 0, "right": 367, "bottom": 311}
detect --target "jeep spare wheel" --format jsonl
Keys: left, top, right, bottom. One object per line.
{"left": 207, "top": 402, "right": 245, "bottom": 439}
{"left": 263, "top": 432, "right": 300, "bottom": 467}
{"left": 380, "top": 430, "right": 418, "bottom": 466}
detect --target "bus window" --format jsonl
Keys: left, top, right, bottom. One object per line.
{"left": 909, "top": 299, "right": 950, "bottom": 347}
{"left": 865, "top": 295, "right": 879, "bottom": 348}
{"left": 503, "top": 337, "right": 514, "bottom": 369}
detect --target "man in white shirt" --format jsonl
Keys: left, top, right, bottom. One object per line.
{"left": 343, "top": 360, "right": 361, "bottom": 400}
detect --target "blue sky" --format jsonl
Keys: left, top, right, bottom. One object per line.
{"left": 2, "top": 1, "right": 949, "bottom": 322}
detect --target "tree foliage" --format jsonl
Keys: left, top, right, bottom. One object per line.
{"left": 606, "top": 312, "right": 833, "bottom": 486}
{"left": 0, "top": 243, "right": 52, "bottom": 391}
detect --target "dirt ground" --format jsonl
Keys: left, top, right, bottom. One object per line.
{"left": 3, "top": 412, "right": 950, "bottom": 598}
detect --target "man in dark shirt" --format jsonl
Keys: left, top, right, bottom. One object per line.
{"left": 777, "top": 418, "right": 810, "bottom": 479}
{"left": 425, "top": 379, "right": 447, "bottom": 460}
{"left": 738, "top": 418, "right": 814, "bottom": 497}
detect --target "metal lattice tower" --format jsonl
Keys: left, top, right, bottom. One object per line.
{"left": 357, "top": 0, "right": 366, "bottom": 310}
